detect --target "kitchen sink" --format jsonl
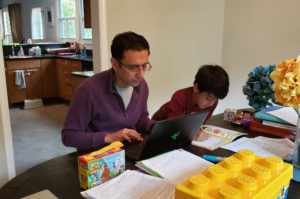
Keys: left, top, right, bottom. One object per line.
{"left": 8, "top": 55, "right": 33, "bottom": 58}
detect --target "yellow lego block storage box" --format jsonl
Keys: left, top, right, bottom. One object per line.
{"left": 78, "top": 142, "right": 125, "bottom": 189}
{"left": 175, "top": 149, "right": 293, "bottom": 199}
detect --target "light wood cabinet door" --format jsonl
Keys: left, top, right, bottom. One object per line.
{"left": 41, "top": 59, "right": 58, "bottom": 98}
{"left": 6, "top": 69, "right": 27, "bottom": 104}
{"left": 25, "top": 68, "right": 43, "bottom": 99}
{"left": 56, "top": 59, "right": 73, "bottom": 101}
{"left": 71, "top": 60, "right": 82, "bottom": 72}
{"left": 72, "top": 76, "right": 85, "bottom": 94}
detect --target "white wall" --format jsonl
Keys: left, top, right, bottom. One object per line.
{"left": 220, "top": 0, "right": 300, "bottom": 113}
{"left": 106, "top": 0, "right": 225, "bottom": 116}
{"left": 0, "top": 0, "right": 19, "bottom": 8}
{"left": 0, "top": 0, "right": 58, "bottom": 42}
{"left": 21, "top": 0, "right": 58, "bottom": 42}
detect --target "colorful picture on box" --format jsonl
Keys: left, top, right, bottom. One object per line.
{"left": 88, "top": 154, "right": 125, "bottom": 188}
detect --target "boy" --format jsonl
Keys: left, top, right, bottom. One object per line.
{"left": 152, "top": 65, "right": 229, "bottom": 141}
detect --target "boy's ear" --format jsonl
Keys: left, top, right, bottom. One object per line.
{"left": 193, "top": 83, "right": 199, "bottom": 93}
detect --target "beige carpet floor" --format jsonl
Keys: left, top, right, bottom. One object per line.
{"left": 9, "top": 101, "right": 76, "bottom": 175}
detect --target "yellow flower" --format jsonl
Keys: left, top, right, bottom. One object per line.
{"left": 270, "top": 56, "right": 300, "bottom": 109}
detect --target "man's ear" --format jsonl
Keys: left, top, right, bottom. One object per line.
{"left": 193, "top": 83, "right": 199, "bottom": 93}
{"left": 111, "top": 57, "right": 118, "bottom": 71}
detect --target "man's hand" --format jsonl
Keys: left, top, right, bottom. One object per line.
{"left": 104, "top": 128, "right": 144, "bottom": 143}
{"left": 194, "top": 130, "right": 210, "bottom": 141}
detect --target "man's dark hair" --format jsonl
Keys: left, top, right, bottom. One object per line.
{"left": 194, "top": 65, "right": 229, "bottom": 99}
{"left": 111, "top": 31, "right": 150, "bottom": 62}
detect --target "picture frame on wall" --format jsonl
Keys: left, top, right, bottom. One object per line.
{"left": 46, "top": 7, "right": 54, "bottom": 26}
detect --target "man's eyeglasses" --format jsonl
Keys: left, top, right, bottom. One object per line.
{"left": 119, "top": 62, "right": 152, "bottom": 72}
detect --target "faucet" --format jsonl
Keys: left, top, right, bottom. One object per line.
{"left": 11, "top": 45, "right": 15, "bottom": 56}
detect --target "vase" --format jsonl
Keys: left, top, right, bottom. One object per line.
{"left": 293, "top": 116, "right": 300, "bottom": 169}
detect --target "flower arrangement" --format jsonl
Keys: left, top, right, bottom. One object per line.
{"left": 270, "top": 55, "right": 300, "bottom": 172}
{"left": 243, "top": 65, "right": 277, "bottom": 110}
{"left": 270, "top": 56, "right": 300, "bottom": 110}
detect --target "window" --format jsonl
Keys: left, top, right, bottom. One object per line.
{"left": 58, "top": 0, "right": 92, "bottom": 40}
{"left": 31, "top": 7, "right": 44, "bottom": 40}
{"left": 2, "top": 9, "right": 12, "bottom": 44}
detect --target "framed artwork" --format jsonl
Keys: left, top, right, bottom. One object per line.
{"left": 46, "top": 7, "right": 54, "bottom": 26}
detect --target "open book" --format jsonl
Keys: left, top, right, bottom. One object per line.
{"left": 192, "top": 125, "right": 246, "bottom": 150}
{"left": 135, "top": 149, "right": 213, "bottom": 185}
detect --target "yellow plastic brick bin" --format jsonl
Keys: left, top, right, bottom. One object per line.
{"left": 175, "top": 149, "right": 293, "bottom": 199}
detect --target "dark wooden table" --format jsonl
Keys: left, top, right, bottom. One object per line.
{"left": 0, "top": 113, "right": 299, "bottom": 199}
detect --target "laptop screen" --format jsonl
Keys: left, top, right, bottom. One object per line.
{"left": 125, "top": 111, "right": 209, "bottom": 160}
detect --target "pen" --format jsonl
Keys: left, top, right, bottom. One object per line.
{"left": 203, "top": 155, "right": 226, "bottom": 163}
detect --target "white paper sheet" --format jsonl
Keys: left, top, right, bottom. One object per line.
{"left": 221, "top": 136, "right": 294, "bottom": 158}
{"left": 266, "top": 107, "right": 298, "bottom": 126}
{"left": 81, "top": 170, "right": 175, "bottom": 199}
{"left": 140, "top": 149, "right": 213, "bottom": 185}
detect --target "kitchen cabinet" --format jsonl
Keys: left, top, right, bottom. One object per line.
{"left": 6, "top": 60, "right": 42, "bottom": 104}
{"left": 5, "top": 58, "right": 86, "bottom": 105}
{"left": 72, "top": 75, "right": 86, "bottom": 93}
{"left": 41, "top": 59, "right": 58, "bottom": 98}
{"left": 71, "top": 60, "right": 82, "bottom": 72}
{"left": 56, "top": 59, "right": 73, "bottom": 101}
{"left": 56, "top": 59, "right": 82, "bottom": 101}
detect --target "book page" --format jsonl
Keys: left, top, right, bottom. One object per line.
{"left": 192, "top": 125, "right": 247, "bottom": 150}
{"left": 139, "top": 149, "right": 213, "bottom": 185}
{"left": 81, "top": 170, "right": 174, "bottom": 199}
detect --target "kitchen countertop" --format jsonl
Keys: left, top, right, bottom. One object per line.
{"left": 71, "top": 71, "right": 94, "bottom": 78}
{"left": 4, "top": 54, "right": 93, "bottom": 62}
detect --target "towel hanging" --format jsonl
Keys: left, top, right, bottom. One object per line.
{"left": 15, "top": 70, "right": 26, "bottom": 89}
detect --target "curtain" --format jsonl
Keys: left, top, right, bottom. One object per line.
{"left": 0, "top": 9, "right": 4, "bottom": 40}
{"left": 8, "top": 3, "right": 23, "bottom": 43}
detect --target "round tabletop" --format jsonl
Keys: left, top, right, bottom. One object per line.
{"left": 0, "top": 112, "right": 299, "bottom": 199}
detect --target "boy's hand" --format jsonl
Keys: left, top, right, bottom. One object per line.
{"left": 194, "top": 130, "right": 210, "bottom": 141}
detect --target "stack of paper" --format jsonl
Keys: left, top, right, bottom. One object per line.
{"left": 81, "top": 170, "right": 175, "bottom": 199}
{"left": 254, "top": 106, "right": 290, "bottom": 124}
{"left": 255, "top": 105, "right": 298, "bottom": 126}
{"left": 135, "top": 149, "right": 213, "bottom": 185}
{"left": 266, "top": 106, "right": 298, "bottom": 126}
{"left": 192, "top": 125, "right": 247, "bottom": 150}
{"left": 221, "top": 136, "right": 294, "bottom": 158}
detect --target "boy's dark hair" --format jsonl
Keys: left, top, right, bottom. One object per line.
{"left": 194, "top": 65, "right": 229, "bottom": 99}
{"left": 111, "top": 31, "right": 150, "bottom": 62}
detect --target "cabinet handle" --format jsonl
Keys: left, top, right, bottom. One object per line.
{"left": 26, "top": 68, "right": 38, "bottom": 72}
{"left": 25, "top": 72, "right": 31, "bottom": 75}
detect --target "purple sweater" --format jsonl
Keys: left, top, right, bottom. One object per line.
{"left": 62, "top": 69, "right": 155, "bottom": 150}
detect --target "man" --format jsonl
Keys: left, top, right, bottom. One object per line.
{"left": 62, "top": 31, "right": 155, "bottom": 150}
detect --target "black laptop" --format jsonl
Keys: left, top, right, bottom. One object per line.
{"left": 124, "top": 111, "right": 209, "bottom": 160}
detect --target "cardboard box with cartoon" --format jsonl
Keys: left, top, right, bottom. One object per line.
{"left": 78, "top": 141, "right": 125, "bottom": 189}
